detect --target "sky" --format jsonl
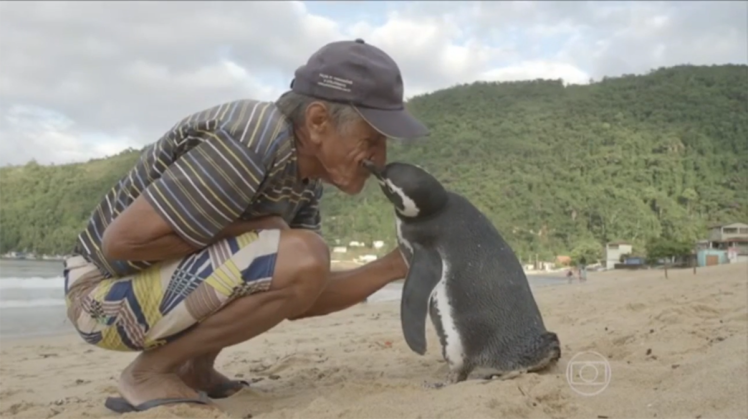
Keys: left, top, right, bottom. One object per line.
{"left": 0, "top": 1, "right": 746, "bottom": 166}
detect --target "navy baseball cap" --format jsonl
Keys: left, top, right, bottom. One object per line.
{"left": 290, "top": 39, "right": 429, "bottom": 140}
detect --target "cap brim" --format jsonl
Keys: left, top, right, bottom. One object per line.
{"left": 354, "top": 107, "right": 429, "bottom": 140}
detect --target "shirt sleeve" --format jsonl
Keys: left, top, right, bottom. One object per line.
{"left": 142, "top": 130, "right": 266, "bottom": 248}
{"left": 289, "top": 182, "right": 323, "bottom": 234}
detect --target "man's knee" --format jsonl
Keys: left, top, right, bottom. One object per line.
{"left": 272, "top": 229, "right": 330, "bottom": 307}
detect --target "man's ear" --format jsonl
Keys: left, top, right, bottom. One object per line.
{"left": 305, "top": 102, "right": 332, "bottom": 146}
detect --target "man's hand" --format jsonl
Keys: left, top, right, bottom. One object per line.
{"left": 216, "top": 215, "right": 289, "bottom": 240}
{"left": 379, "top": 247, "right": 409, "bottom": 280}
{"left": 248, "top": 215, "right": 290, "bottom": 230}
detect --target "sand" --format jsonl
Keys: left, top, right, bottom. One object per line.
{"left": 1, "top": 263, "right": 746, "bottom": 419}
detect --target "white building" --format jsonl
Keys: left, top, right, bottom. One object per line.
{"left": 605, "top": 241, "right": 633, "bottom": 269}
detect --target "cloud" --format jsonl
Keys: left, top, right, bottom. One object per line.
{"left": 0, "top": 105, "right": 141, "bottom": 165}
{"left": 0, "top": 1, "right": 745, "bottom": 166}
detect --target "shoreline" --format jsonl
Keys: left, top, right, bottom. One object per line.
{"left": 0, "top": 265, "right": 735, "bottom": 339}
{"left": 2, "top": 281, "right": 573, "bottom": 343}
{"left": 0, "top": 327, "right": 76, "bottom": 343}
{"left": 3, "top": 263, "right": 733, "bottom": 342}
{"left": 0, "top": 277, "right": 571, "bottom": 342}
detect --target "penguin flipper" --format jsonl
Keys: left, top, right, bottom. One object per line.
{"left": 401, "top": 243, "right": 442, "bottom": 355}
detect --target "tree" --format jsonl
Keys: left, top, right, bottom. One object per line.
{"left": 570, "top": 239, "right": 603, "bottom": 266}
{"left": 645, "top": 237, "right": 694, "bottom": 278}
{"left": 679, "top": 187, "right": 699, "bottom": 214}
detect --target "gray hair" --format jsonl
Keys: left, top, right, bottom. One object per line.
{"left": 275, "top": 91, "right": 362, "bottom": 133}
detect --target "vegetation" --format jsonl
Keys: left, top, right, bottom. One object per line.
{"left": 1, "top": 65, "right": 747, "bottom": 262}
{"left": 645, "top": 237, "right": 694, "bottom": 263}
{"left": 569, "top": 239, "right": 604, "bottom": 266}
{"left": 645, "top": 237, "right": 695, "bottom": 278}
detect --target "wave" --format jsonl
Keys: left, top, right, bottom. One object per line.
{"left": 0, "top": 298, "right": 66, "bottom": 309}
{"left": 0, "top": 278, "right": 401, "bottom": 309}
{"left": 0, "top": 277, "right": 64, "bottom": 290}
{"left": 0, "top": 276, "right": 561, "bottom": 309}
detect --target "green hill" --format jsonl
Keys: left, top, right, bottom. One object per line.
{"left": 2, "top": 65, "right": 747, "bottom": 260}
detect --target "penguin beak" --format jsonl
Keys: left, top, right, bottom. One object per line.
{"left": 362, "top": 159, "right": 384, "bottom": 180}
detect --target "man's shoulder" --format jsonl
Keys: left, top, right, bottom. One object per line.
{"left": 167, "top": 99, "right": 292, "bottom": 164}
{"left": 171, "top": 99, "right": 290, "bottom": 145}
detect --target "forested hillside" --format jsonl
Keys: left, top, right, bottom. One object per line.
{"left": 1, "top": 65, "right": 746, "bottom": 260}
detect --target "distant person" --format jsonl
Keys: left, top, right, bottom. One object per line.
{"left": 63, "top": 39, "right": 427, "bottom": 412}
{"left": 578, "top": 256, "right": 588, "bottom": 283}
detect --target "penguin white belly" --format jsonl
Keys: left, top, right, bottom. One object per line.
{"left": 429, "top": 258, "right": 465, "bottom": 370}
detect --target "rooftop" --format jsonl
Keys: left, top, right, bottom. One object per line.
{"left": 708, "top": 222, "right": 748, "bottom": 229}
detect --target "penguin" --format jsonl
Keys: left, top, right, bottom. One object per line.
{"left": 362, "top": 160, "right": 561, "bottom": 387}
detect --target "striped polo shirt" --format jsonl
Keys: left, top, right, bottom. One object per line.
{"left": 73, "top": 99, "right": 322, "bottom": 279}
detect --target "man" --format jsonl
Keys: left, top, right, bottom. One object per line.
{"left": 64, "top": 38, "right": 429, "bottom": 412}
{"left": 578, "top": 256, "right": 588, "bottom": 282}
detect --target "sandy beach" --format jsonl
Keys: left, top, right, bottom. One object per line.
{"left": 1, "top": 262, "right": 746, "bottom": 419}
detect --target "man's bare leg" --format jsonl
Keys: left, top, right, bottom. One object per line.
{"left": 117, "top": 229, "right": 331, "bottom": 406}
{"left": 176, "top": 246, "right": 406, "bottom": 397}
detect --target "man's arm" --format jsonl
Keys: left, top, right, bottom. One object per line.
{"left": 286, "top": 184, "right": 408, "bottom": 319}
{"left": 290, "top": 248, "right": 407, "bottom": 320}
{"left": 102, "top": 131, "right": 268, "bottom": 262}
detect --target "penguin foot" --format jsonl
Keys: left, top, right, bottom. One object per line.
{"left": 421, "top": 370, "right": 469, "bottom": 389}
{"left": 421, "top": 380, "right": 449, "bottom": 390}
{"left": 477, "top": 369, "right": 526, "bottom": 382}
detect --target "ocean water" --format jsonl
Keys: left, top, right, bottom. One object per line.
{"left": 0, "top": 259, "right": 565, "bottom": 339}
{"left": 0, "top": 259, "right": 71, "bottom": 339}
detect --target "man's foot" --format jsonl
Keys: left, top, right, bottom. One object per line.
{"left": 115, "top": 357, "right": 214, "bottom": 411}
{"left": 177, "top": 358, "right": 248, "bottom": 398}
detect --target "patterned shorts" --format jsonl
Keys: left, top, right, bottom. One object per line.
{"left": 64, "top": 230, "right": 280, "bottom": 352}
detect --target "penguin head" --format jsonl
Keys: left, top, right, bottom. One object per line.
{"left": 362, "top": 160, "right": 448, "bottom": 219}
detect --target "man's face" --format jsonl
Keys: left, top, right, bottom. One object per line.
{"left": 306, "top": 103, "right": 387, "bottom": 195}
